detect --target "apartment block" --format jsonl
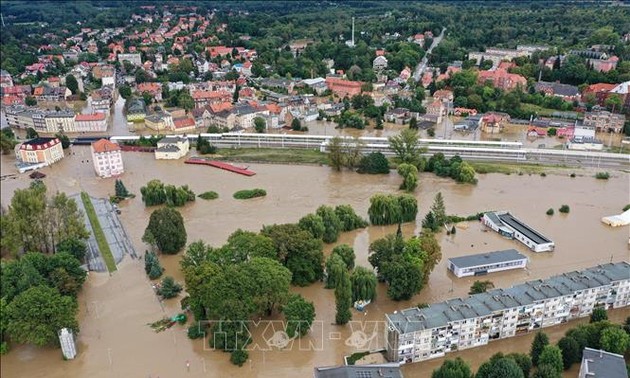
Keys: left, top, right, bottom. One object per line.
{"left": 385, "top": 262, "right": 630, "bottom": 365}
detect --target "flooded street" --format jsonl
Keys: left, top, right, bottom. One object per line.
{"left": 1, "top": 149, "right": 629, "bottom": 377}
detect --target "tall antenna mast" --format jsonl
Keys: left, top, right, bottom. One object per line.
{"left": 351, "top": 17, "right": 355, "bottom": 47}
{"left": 1, "top": 13, "right": 5, "bottom": 28}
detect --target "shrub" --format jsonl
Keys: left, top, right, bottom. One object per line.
{"left": 595, "top": 172, "right": 610, "bottom": 180}
{"left": 233, "top": 189, "right": 267, "bottom": 199}
{"left": 559, "top": 205, "right": 570, "bottom": 214}
{"left": 357, "top": 152, "right": 390, "bottom": 174}
{"left": 623, "top": 204, "right": 630, "bottom": 212}
{"left": 198, "top": 191, "right": 219, "bottom": 200}
{"left": 570, "top": 173, "right": 576, "bottom": 178}
{"left": 540, "top": 172, "right": 547, "bottom": 177}
{"left": 144, "top": 251, "right": 164, "bottom": 279}
{"left": 546, "top": 208, "right": 554, "bottom": 216}
{"left": 230, "top": 349, "right": 248, "bottom": 366}
{"left": 427, "top": 128, "right": 435, "bottom": 137}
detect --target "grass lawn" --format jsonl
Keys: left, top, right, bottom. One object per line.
{"left": 520, "top": 103, "right": 582, "bottom": 119}
{"left": 81, "top": 192, "right": 117, "bottom": 273}
{"left": 214, "top": 148, "right": 328, "bottom": 165}
{"left": 469, "top": 161, "right": 548, "bottom": 174}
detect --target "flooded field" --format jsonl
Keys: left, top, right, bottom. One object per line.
{"left": 0, "top": 149, "right": 628, "bottom": 378}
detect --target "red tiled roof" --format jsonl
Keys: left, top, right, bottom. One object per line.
{"left": 76, "top": 113, "right": 106, "bottom": 121}
{"left": 585, "top": 83, "right": 616, "bottom": 93}
{"left": 209, "top": 102, "right": 233, "bottom": 113}
{"left": 92, "top": 139, "right": 121, "bottom": 153}
{"left": 173, "top": 117, "right": 195, "bottom": 129}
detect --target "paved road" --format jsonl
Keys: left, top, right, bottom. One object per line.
{"left": 72, "top": 193, "right": 138, "bottom": 272}
{"left": 414, "top": 27, "right": 446, "bottom": 82}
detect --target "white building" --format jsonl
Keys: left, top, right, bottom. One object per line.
{"left": 44, "top": 110, "right": 76, "bottom": 133}
{"left": 373, "top": 56, "right": 388, "bottom": 71}
{"left": 579, "top": 348, "right": 628, "bottom": 378}
{"left": 386, "top": 262, "right": 630, "bottom": 365}
{"left": 483, "top": 211, "right": 555, "bottom": 252}
{"left": 448, "top": 249, "right": 528, "bottom": 278}
{"left": 118, "top": 53, "right": 142, "bottom": 66}
{"left": 75, "top": 113, "right": 108, "bottom": 132}
{"left": 155, "top": 136, "right": 190, "bottom": 160}
{"left": 91, "top": 139, "right": 124, "bottom": 177}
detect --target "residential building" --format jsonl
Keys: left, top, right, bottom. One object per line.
{"left": 579, "top": 348, "right": 628, "bottom": 378}
{"left": 91, "top": 139, "right": 124, "bottom": 178}
{"left": 373, "top": 56, "right": 388, "bottom": 71}
{"left": 584, "top": 110, "right": 625, "bottom": 133}
{"left": 480, "top": 113, "right": 505, "bottom": 134}
{"left": 137, "top": 82, "right": 163, "bottom": 102}
{"left": 426, "top": 101, "right": 444, "bottom": 124}
{"left": 534, "top": 81, "right": 579, "bottom": 101}
{"left": 125, "top": 98, "right": 147, "bottom": 122}
{"left": 448, "top": 249, "right": 528, "bottom": 278}
{"left": 33, "top": 86, "right": 71, "bottom": 102}
{"left": 483, "top": 211, "right": 555, "bottom": 252}
{"left": 582, "top": 83, "right": 616, "bottom": 106}
{"left": 191, "top": 90, "right": 232, "bottom": 108}
{"left": 144, "top": 112, "right": 174, "bottom": 131}
{"left": 233, "top": 104, "right": 270, "bottom": 129}
{"left": 433, "top": 90, "right": 454, "bottom": 103}
{"left": 609, "top": 81, "right": 630, "bottom": 111}
{"left": 325, "top": 77, "right": 362, "bottom": 98}
{"left": 213, "top": 109, "right": 236, "bottom": 130}
{"left": 92, "top": 65, "right": 116, "bottom": 88}
{"left": 44, "top": 110, "right": 76, "bottom": 133}
{"left": 173, "top": 117, "right": 196, "bottom": 132}
{"left": 4, "top": 106, "right": 36, "bottom": 129}
{"left": 18, "top": 137, "right": 64, "bottom": 166}
{"left": 75, "top": 113, "right": 108, "bottom": 132}
{"left": 477, "top": 69, "right": 527, "bottom": 91}
{"left": 90, "top": 87, "right": 114, "bottom": 113}
{"left": 0, "top": 69, "right": 13, "bottom": 87}
{"left": 385, "top": 108, "right": 411, "bottom": 125}
{"left": 385, "top": 262, "right": 630, "bottom": 365}
{"left": 154, "top": 136, "right": 190, "bottom": 160}
{"left": 313, "top": 364, "right": 403, "bottom": 378}
{"left": 468, "top": 46, "right": 547, "bottom": 67}
{"left": 118, "top": 53, "right": 142, "bottom": 66}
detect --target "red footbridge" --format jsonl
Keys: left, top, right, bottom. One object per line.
{"left": 184, "top": 157, "right": 256, "bottom": 176}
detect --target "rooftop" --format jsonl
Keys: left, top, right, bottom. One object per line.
{"left": 313, "top": 364, "right": 403, "bottom": 378}
{"left": 581, "top": 348, "right": 628, "bottom": 378}
{"left": 91, "top": 139, "right": 121, "bottom": 153}
{"left": 449, "top": 249, "right": 527, "bottom": 269}
{"left": 386, "top": 261, "right": 630, "bottom": 334}
{"left": 497, "top": 212, "right": 551, "bottom": 245}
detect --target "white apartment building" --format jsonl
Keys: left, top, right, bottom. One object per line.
{"left": 154, "top": 136, "right": 190, "bottom": 160}
{"left": 75, "top": 113, "right": 108, "bottom": 132}
{"left": 448, "top": 249, "right": 528, "bottom": 278}
{"left": 118, "top": 53, "right": 142, "bottom": 66}
{"left": 385, "top": 262, "right": 630, "bottom": 365}
{"left": 45, "top": 110, "right": 76, "bottom": 133}
{"left": 91, "top": 139, "right": 124, "bottom": 177}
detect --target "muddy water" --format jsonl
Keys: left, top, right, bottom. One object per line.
{"left": 1, "top": 150, "right": 629, "bottom": 378}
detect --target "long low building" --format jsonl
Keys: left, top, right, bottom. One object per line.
{"left": 483, "top": 211, "right": 555, "bottom": 252}
{"left": 448, "top": 249, "right": 528, "bottom": 278}
{"left": 385, "top": 261, "right": 630, "bottom": 365}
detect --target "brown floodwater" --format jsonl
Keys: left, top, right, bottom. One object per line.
{"left": 0, "top": 148, "right": 629, "bottom": 378}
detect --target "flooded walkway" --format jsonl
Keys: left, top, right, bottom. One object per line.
{"left": 0, "top": 149, "right": 628, "bottom": 377}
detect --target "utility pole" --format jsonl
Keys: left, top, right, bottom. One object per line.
{"left": 0, "top": 13, "right": 5, "bottom": 28}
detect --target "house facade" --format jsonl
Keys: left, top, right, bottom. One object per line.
{"left": 91, "top": 139, "right": 124, "bottom": 178}
{"left": 75, "top": 113, "right": 108, "bottom": 132}
{"left": 386, "top": 262, "right": 630, "bottom": 365}
{"left": 325, "top": 77, "right": 362, "bottom": 98}
{"left": 154, "top": 136, "right": 190, "bottom": 160}
{"left": 18, "top": 137, "right": 64, "bottom": 165}
{"left": 584, "top": 110, "right": 625, "bottom": 133}
{"left": 44, "top": 110, "right": 76, "bottom": 133}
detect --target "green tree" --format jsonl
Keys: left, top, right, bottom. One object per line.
{"left": 291, "top": 118, "right": 302, "bottom": 131}
{"left": 409, "top": 117, "right": 418, "bottom": 130}
{"left": 332, "top": 244, "right": 355, "bottom": 270}
{"left": 25, "top": 96, "right": 37, "bottom": 106}
{"left": 5, "top": 285, "right": 78, "bottom": 346}
{"left": 476, "top": 356, "right": 525, "bottom": 378}
{"left": 157, "top": 276, "right": 183, "bottom": 299}
{"left": 334, "top": 205, "right": 367, "bottom": 231}
{"left": 422, "top": 211, "right": 439, "bottom": 232}
{"left": 0, "top": 297, "right": 8, "bottom": 354}
{"left": 0, "top": 132, "right": 18, "bottom": 155}
{"left": 56, "top": 238, "right": 87, "bottom": 262}
{"left": 457, "top": 162, "right": 477, "bottom": 184}
{"left": 298, "top": 213, "right": 325, "bottom": 239}
{"left": 254, "top": 117, "right": 266, "bottom": 133}
{"left": 590, "top": 308, "right": 608, "bottom": 323}
{"left": 261, "top": 224, "right": 324, "bottom": 286}
{"left": 144, "top": 251, "right": 164, "bottom": 279}
{"left": 388, "top": 129, "right": 424, "bottom": 166}
{"left": 334, "top": 269, "right": 352, "bottom": 325}
{"left": 230, "top": 349, "right": 248, "bottom": 366}
{"left": 367, "top": 194, "right": 417, "bottom": 225}
{"left": 350, "top": 266, "right": 377, "bottom": 302}
{"left": 397, "top": 163, "right": 418, "bottom": 192}
{"left": 357, "top": 152, "right": 390, "bottom": 174}
{"left": 532, "top": 364, "right": 561, "bottom": 378}
{"left": 283, "top": 294, "right": 315, "bottom": 338}
{"left": 114, "top": 179, "right": 130, "bottom": 198}
{"left": 557, "top": 336, "right": 581, "bottom": 370}
{"left": 431, "top": 357, "right": 472, "bottom": 378}
{"left": 55, "top": 133, "right": 70, "bottom": 149}
{"left": 604, "top": 94, "right": 623, "bottom": 112}
{"left": 531, "top": 331, "right": 550, "bottom": 366}
{"left": 65, "top": 74, "right": 78, "bottom": 94}
{"left": 506, "top": 353, "right": 533, "bottom": 378}
{"left": 118, "top": 85, "right": 132, "bottom": 99}
{"left": 26, "top": 127, "right": 38, "bottom": 139}
{"left": 537, "top": 345, "right": 563, "bottom": 375}
{"left": 599, "top": 327, "right": 630, "bottom": 355}
{"left": 325, "top": 253, "right": 346, "bottom": 289}
{"left": 327, "top": 136, "right": 345, "bottom": 171}
{"left": 430, "top": 192, "right": 447, "bottom": 227}
{"left": 316, "top": 205, "right": 342, "bottom": 244}
{"left": 143, "top": 208, "right": 187, "bottom": 254}
{"left": 547, "top": 127, "right": 557, "bottom": 137}
{"left": 469, "top": 280, "right": 494, "bottom": 294}
{"left": 243, "top": 257, "right": 292, "bottom": 316}
{"left": 223, "top": 229, "right": 277, "bottom": 262}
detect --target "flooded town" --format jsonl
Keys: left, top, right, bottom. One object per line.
{"left": 1, "top": 2, "right": 630, "bottom": 378}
